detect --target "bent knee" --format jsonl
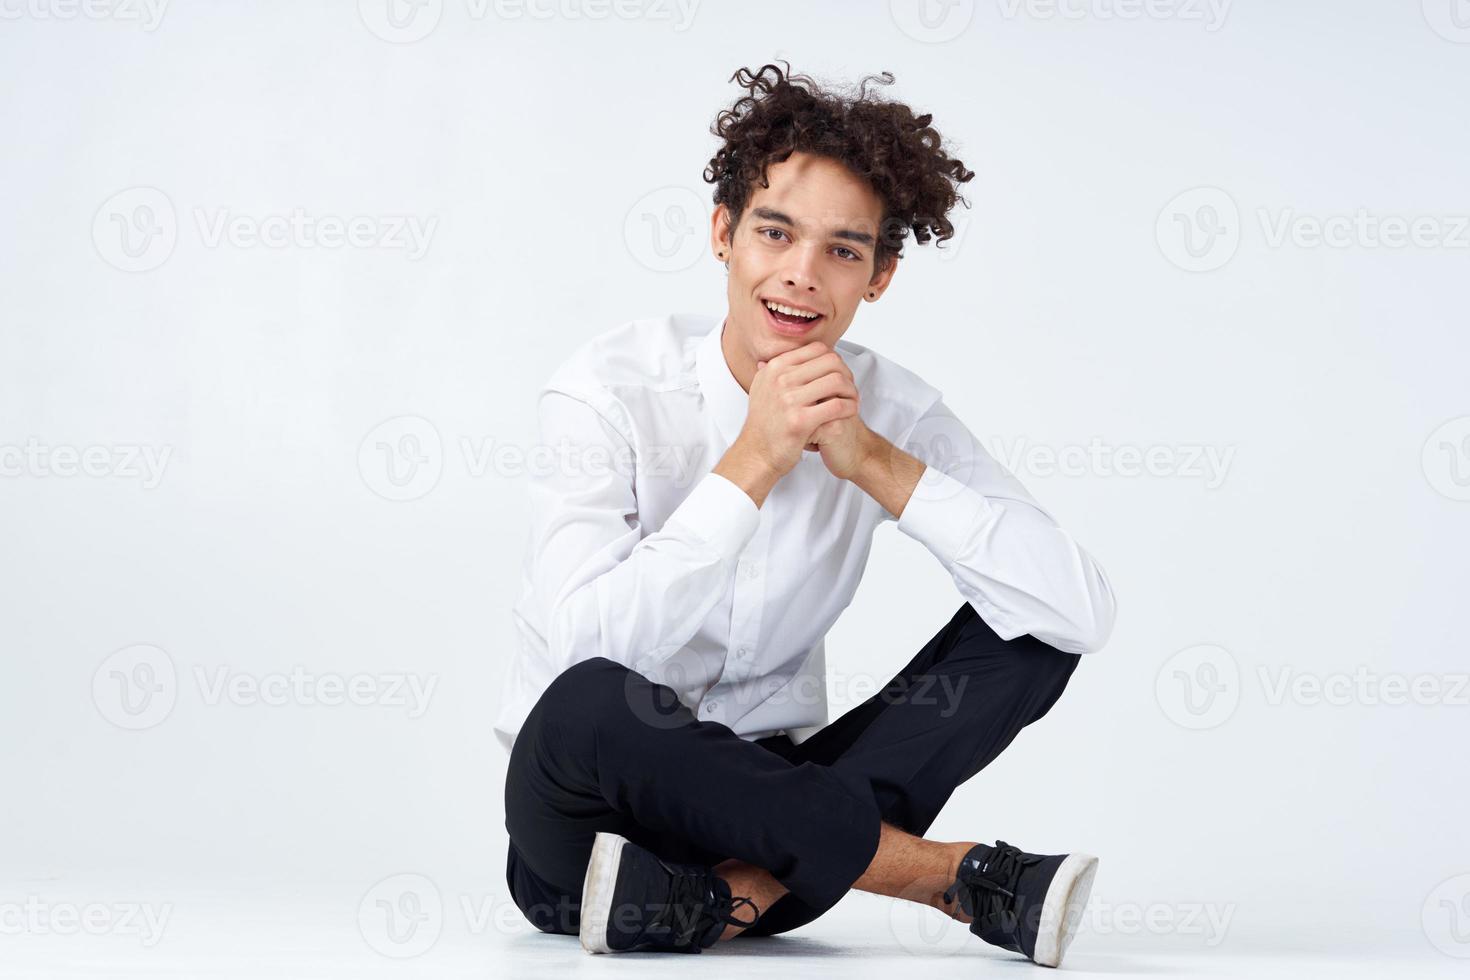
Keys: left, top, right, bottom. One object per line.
{"left": 537, "top": 656, "right": 630, "bottom": 714}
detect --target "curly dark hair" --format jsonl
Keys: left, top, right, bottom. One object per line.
{"left": 702, "top": 61, "right": 975, "bottom": 276}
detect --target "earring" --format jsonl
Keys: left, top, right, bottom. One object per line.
{"left": 867, "top": 291, "right": 876, "bottom": 299}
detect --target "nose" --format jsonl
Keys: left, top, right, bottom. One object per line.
{"left": 780, "top": 241, "right": 823, "bottom": 295}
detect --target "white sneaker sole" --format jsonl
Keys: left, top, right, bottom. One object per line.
{"left": 1031, "top": 852, "right": 1099, "bottom": 968}
{"left": 578, "top": 831, "right": 628, "bottom": 954}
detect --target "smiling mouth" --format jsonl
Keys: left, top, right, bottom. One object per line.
{"left": 761, "top": 299, "right": 824, "bottom": 331}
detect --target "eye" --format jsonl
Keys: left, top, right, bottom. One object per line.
{"left": 833, "top": 246, "right": 860, "bottom": 261}
{"left": 759, "top": 227, "right": 789, "bottom": 242}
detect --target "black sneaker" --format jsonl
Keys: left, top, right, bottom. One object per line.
{"left": 578, "top": 832, "right": 760, "bottom": 954}
{"left": 943, "top": 840, "right": 1098, "bottom": 968}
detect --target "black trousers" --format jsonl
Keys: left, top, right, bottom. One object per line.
{"left": 503, "top": 600, "right": 1081, "bottom": 938}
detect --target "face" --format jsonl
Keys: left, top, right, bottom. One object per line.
{"left": 710, "top": 151, "right": 897, "bottom": 389}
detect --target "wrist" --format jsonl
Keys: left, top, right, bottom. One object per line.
{"left": 715, "top": 437, "right": 783, "bottom": 508}
{"left": 854, "top": 425, "right": 887, "bottom": 479}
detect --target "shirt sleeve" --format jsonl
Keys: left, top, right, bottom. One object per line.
{"left": 887, "top": 395, "right": 1118, "bottom": 654}
{"left": 526, "top": 388, "right": 761, "bottom": 677}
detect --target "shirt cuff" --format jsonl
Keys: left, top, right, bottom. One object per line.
{"left": 895, "top": 465, "right": 996, "bottom": 567}
{"left": 664, "top": 471, "right": 761, "bottom": 559}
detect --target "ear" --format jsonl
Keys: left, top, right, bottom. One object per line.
{"left": 864, "top": 253, "right": 899, "bottom": 301}
{"left": 710, "top": 203, "right": 734, "bottom": 260}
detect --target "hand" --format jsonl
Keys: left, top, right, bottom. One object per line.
{"left": 735, "top": 341, "right": 860, "bottom": 478}
{"left": 808, "top": 407, "right": 875, "bottom": 481}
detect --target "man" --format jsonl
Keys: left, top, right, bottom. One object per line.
{"left": 494, "top": 63, "right": 1117, "bottom": 967}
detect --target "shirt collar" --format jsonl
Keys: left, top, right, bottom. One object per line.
{"left": 695, "top": 315, "right": 749, "bottom": 446}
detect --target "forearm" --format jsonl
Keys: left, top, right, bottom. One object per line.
{"left": 713, "top": 436, "right": 784, "bottom": 509}
{"left": 849, "top": 427, "right": 927, "bottom": 519}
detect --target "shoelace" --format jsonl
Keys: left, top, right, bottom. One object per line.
{"left": 942, "top": 841, "right": 1042, "bottom": 937}
{"left": 656, "top": 865, "right": 761, "bottom": 949}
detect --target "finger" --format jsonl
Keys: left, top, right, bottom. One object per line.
{"left": 784, "top": 351, "right": 853, "bottom": 388}
{"left": 800, "top": 395, "right": 858, "bottom": 431}
{"left": 766, "top": 341, "right": 832, "bottom": 371}
{"left": 792, "top": 372, "right": 858, "bottom": 406}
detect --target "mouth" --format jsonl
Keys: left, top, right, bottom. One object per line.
{"left": 760, "top": 298, "right": 824, "bottom": 336}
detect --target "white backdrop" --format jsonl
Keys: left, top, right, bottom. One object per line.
{"left": 3, "top": 1, "right": 1468, "bottom": 975}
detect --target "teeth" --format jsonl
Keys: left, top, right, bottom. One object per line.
{"left": 765, "top": 300, "right": 819, "bottom": 319}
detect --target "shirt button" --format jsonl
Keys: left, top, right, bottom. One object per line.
{"left": 704, "top": 700, "right": 719, "bottom": 714}
{"left": 737, "top": 647, "right": 749, "bottom": 659}
{"left": 745, "top": 563, "right": 761, "bottom": 580}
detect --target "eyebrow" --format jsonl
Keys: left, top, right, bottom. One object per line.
{"left": 749, "top": 206, "right": 875, "bottom": 247}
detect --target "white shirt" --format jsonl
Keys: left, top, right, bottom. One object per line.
{"left": 492, "top": 312, "right": 1116, "bottom": 755}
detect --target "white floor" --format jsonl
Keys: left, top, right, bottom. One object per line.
{"left": 2, "top": 882, "right": 1462, "bottom": 979}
